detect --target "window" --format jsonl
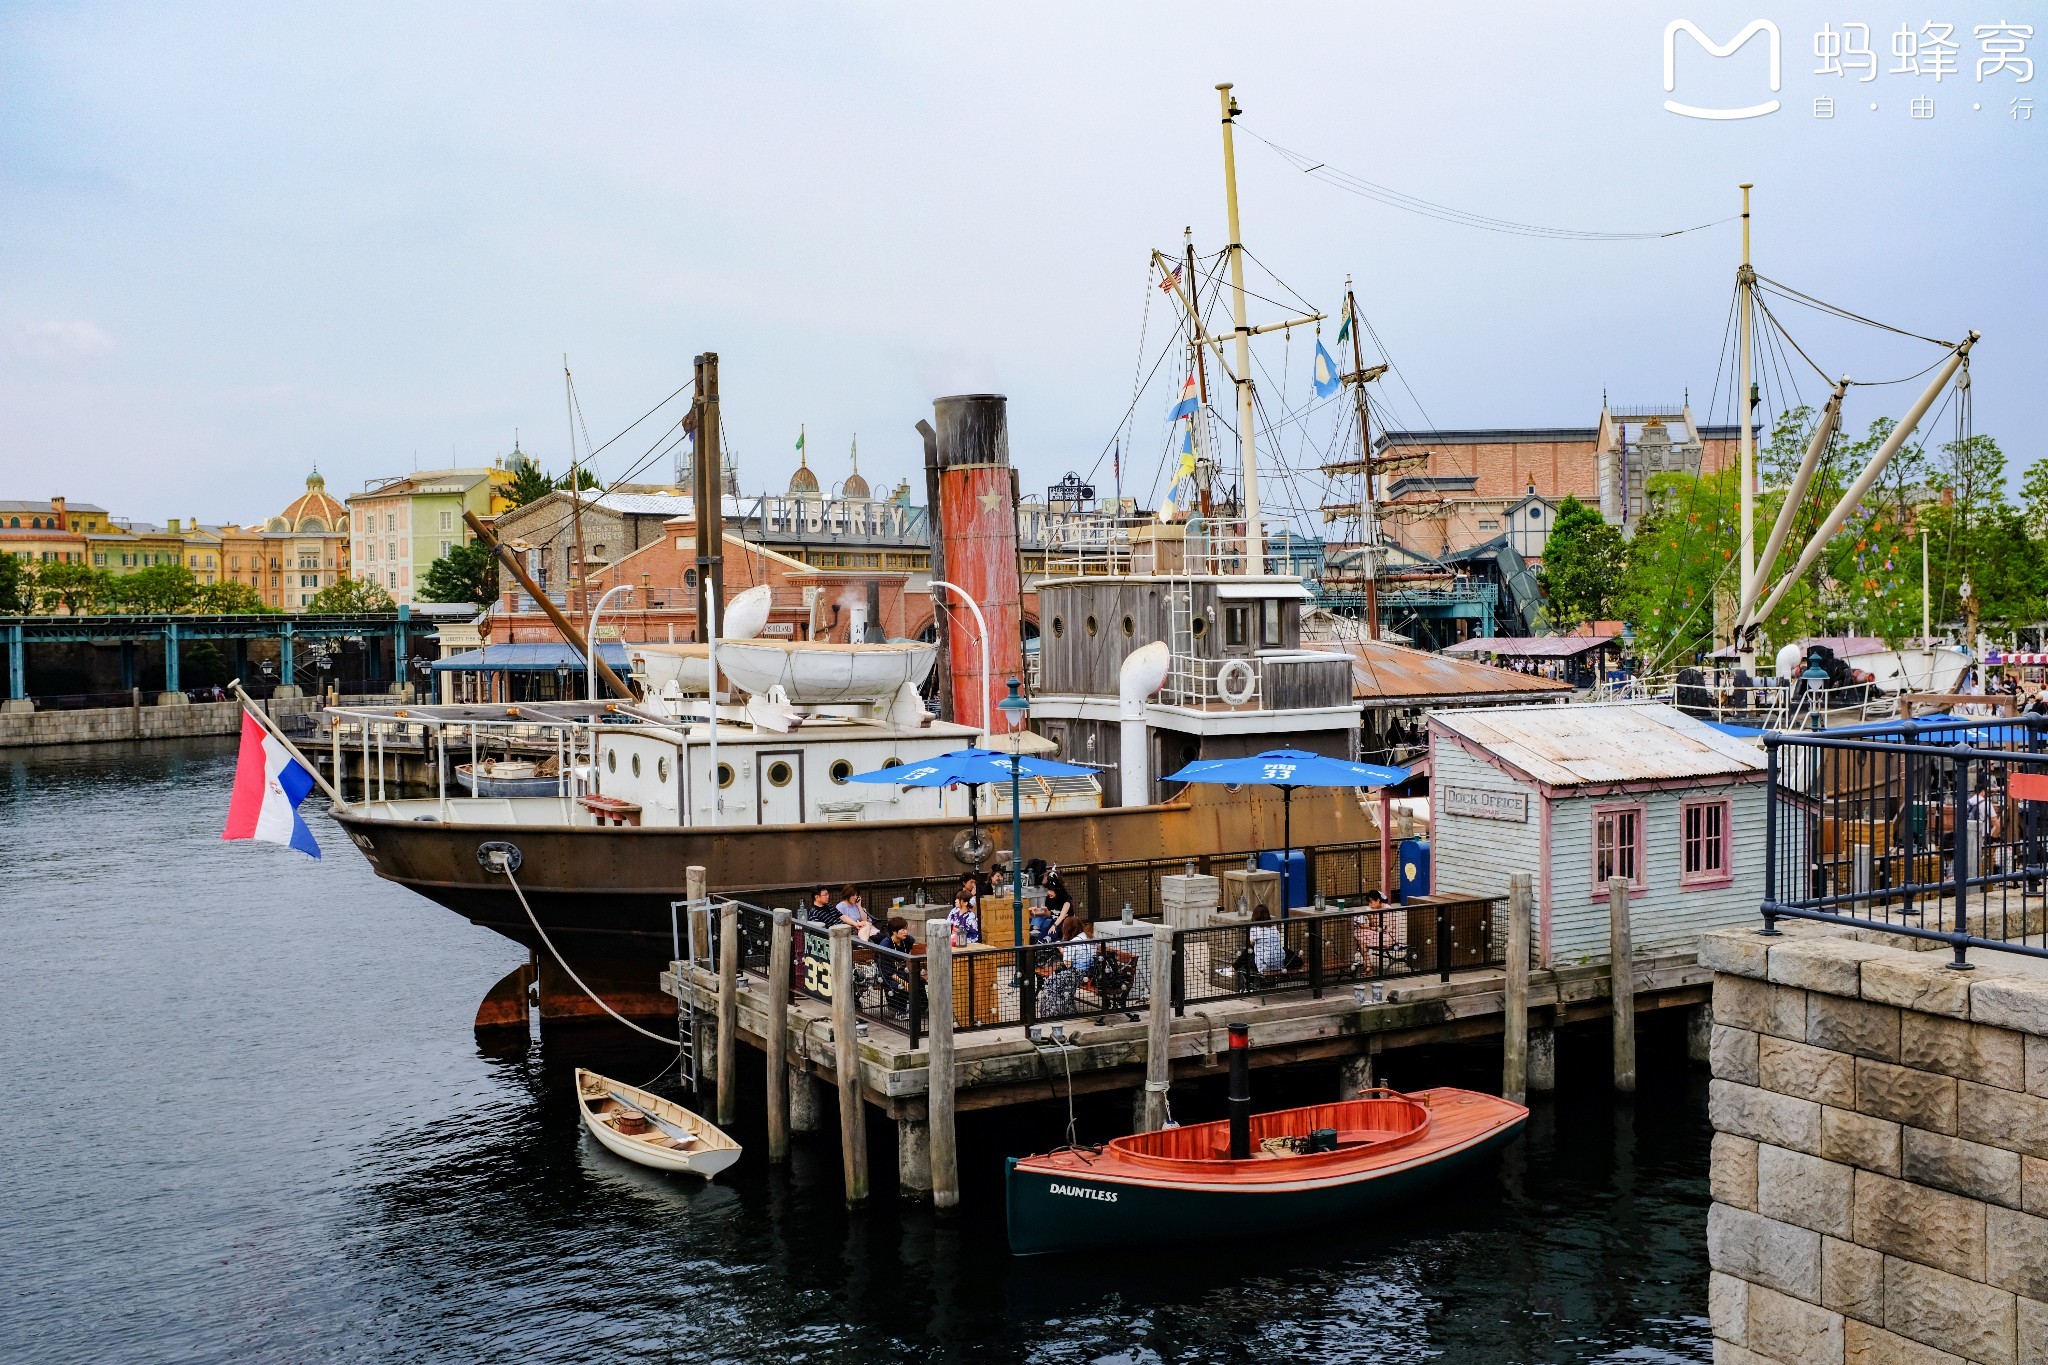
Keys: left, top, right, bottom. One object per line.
{"left": 1120, "top": 614, "right": 1135, "bottom": 637}
{"left": 606, "top": 749, "right": 616, "bottom": 774}
{"left": 388, "top": 570, "right": 398, "bottom": 588}
{"left": 439, "top": 510, "right": 452, "bottom": 530}
{"left": 1050, "top": 616, "right": 1064, "bottom": 639}
{"left": 1224, "top": 605, "right": 1249, "bottom": 648}
{"left": 1084, "top": 614, "right": 1099, "bottom": 637}
{"left": 829, "top": 759, "right": 853, "bottom": 784}
{"left": 439, "top": 540, "right": 452, "bottom": 558}
{"left": 1262, "top": 598, "right": 1282, "bottom": 645}
{"left": 385, "top": 513, "right": 396, "bottom": 531}
{"left": 716, "top": 762, "right": 734, "bottom": 788}
{"left": 1682, "top": 800, "right": 1730, "bottom": 885}
{"left": 767, "top": 760, "right": 793, "bottom": 787}
{"left": 631, "top": 753, "right": 641, "bottom": 778}
{"left": 1594, "top": 806, "right": 1645, "bottom": 890}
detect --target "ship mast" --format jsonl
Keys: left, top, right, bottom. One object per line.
{"left": 1736, "top": 184, "right": 1756, "bottom": 667}
{"left": 1342, "top": 282, "right": 1380, "bottom": 639}
{"left": 1216, "top": 83, "right": 1263, "bottom": 575}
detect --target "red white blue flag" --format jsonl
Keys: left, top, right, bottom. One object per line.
{"left": 222, "top": 711, "right": 320, "bottom": 857}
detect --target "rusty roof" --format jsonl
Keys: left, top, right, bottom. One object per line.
{"left": 1440, "top": 634, "right": 1618, "bottom": 659}
{"left": 1319, "top": 640, "right": 1572, "bottom": 704}
{"left": 1430, "top": 701, "right": 1766, "bottom": 788}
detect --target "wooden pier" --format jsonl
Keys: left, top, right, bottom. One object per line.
{"left": 658, "top": 883, "right": 1713, "bottom": 1205}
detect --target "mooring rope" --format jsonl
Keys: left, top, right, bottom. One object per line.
{"left": 489, "top": 858, "right": 680, "bottom": 1044}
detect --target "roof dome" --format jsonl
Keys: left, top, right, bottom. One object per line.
{"left": 788, "top": 449, "right": 819, "bottom": 496}
{"left": 279, "top": 466, "right": 348, "bottom": 533}
{"left": 841, "top": 437, "right": 870, "bottom": 499}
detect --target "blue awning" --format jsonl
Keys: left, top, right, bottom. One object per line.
{"left": 432, "top": 642, "right": 631, "bottom": 673}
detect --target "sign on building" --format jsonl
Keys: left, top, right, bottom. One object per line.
{"left": 1439, "top": 785, "right": 1529, "bottom": 823}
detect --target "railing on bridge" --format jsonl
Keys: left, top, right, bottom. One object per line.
{"left": 1761, "top": 718, "right": 2048, "bottom": 966}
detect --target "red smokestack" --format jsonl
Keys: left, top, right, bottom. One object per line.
{"left": 932, "top": 394, "right": 1023, "bottom": 733}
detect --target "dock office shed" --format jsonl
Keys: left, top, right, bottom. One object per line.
{"left": 1426, "top": 702, "right": 1766, "bottom": 966}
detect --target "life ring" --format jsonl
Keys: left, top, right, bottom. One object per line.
{"left": 1216, "top": 658, "right": 1257, "bottom": 705}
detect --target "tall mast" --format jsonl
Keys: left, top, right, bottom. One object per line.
{"left": 1216, "top": 83, "right": 1263, "bottom": 575}
{"left": 1187, "top": 232, "right": 1217, "bottom": 519}
{"left": 1343, "top": 281, "right": 1379, "bottom": 639}
{"left": 565, "top": 356, "right": 589, "bottom": 642}
{"left": 1736, "top": 184, "right": 1756, "bottom": 660}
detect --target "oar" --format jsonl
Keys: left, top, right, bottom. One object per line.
{"left": 605, "top": 1088, "right": 701, "bottom": 1146}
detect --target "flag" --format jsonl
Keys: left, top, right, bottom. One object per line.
{"left": 1159, "top": 264, "right": 1183, "bottom": 293}
{"left": 222, "top": 711, "right": 320, "bottom": 858}
{"left": 1312, "top": 339, "right": 1341, "bottom": 398}
{"left": 1336, "top": 296, "right": 1353, "bottom": 345}
{"left": 1167, "top": 372, "right": 1200, "bottom": 423}
{"left": 1159, "top": 424, "right": 1199, "bottom": 520}
{"left": 796, "top": 426, "right": 805, "bottom": 453}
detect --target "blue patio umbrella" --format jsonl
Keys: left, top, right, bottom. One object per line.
{"left": 1165, "top": 750, "right": 1412, "bottom": 915}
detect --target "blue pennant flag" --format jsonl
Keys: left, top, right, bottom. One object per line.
{"left": 1312, "top": 339, "right": 1341, "bottom": 399}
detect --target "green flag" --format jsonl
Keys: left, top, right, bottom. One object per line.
{"left": 1336, "top": 296, "right": 1352, "bottom": 346}
{"left": 796, "top": 428, "right": 805, "bottom": 452}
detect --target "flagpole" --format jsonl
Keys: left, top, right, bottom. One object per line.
{"left": 228, "top": 679, "right": 349, "bottom": 807}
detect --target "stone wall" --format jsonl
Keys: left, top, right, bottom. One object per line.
{"left": 1703, "top": 923, "right": 2048, "bottom": 1365}
{"left": 0, "top": 694, "right": 394, "bottom": 749}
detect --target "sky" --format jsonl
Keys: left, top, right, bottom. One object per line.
{"left": 2, "top": 2, "right": 2041, "bottom": 530}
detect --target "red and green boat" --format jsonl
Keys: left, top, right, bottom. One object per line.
{"left": 1006, "top": 1086, "right": 1528, "bottom": 1256}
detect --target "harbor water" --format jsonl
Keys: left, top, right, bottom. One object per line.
{"left": 2, "top": 737, "right": 1714, "bottom": 1362}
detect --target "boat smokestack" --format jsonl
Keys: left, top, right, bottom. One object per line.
{"left": 1117, "top": 642, "right": 1171, "bottom": 808}
{"left": 1227, "top": 1022, "right": 1251, "bottom": 1160}
{"left": 931, "top": 395, "right": 1025, "bottom": 733}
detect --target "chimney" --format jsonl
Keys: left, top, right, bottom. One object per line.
{"left": 930, "top": 394, "right": 1024, "bottom": 734}
{"left": 167, "top": 518, "right": 181, "bottom": 534}
{"left": 51, "top": 497, "right": 67, "bottom": 530}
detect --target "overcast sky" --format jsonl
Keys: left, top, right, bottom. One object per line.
{"left": 3, "top": 2, "right": 2040, "bottom": 529}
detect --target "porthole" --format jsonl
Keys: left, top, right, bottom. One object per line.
{"left": 1051, "top": 616, "right": 1064, "bottom": 639}
{"left": 881, "top": 757, "right": 904, "bottom": 769}
{"left": 631, "top": 753, "right": 642, "bottom": 778}
{"left": 1192, "top": 617, "right": 1208, "bottom": 638}
{"left": 768, "top": 760, "right": 793, "bottom": 787}
{"left": 1121, "top": 614, "right": 1135, "bottom": 637}
{"left": 830, "top": 759, "right": 854, "bottom": 784}
{"left": 657, "top": 756, "right": 670, "bottom": 782}
{"left": 606, "top": 749, "right": 616, "bottom": 774}
{"left": 716, "top": 762, "right": 735, "bottom": 788}
{"left": 1085, "top": 615, "right": 1099, "bottom": 637}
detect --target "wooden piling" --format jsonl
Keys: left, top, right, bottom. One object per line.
{"left": 1142, "top": 922, "right": 1174, "bottom": 1130}
{"left": 1608, "top": 875, "right": 1636, "bottom": 1094}
{"left": 765, "top": 907, "right": 792, "bottom": 1163}
{"left": 829, "top": 924, "right": 869, "bottom": 1204}
{"left": 1504, "top": 873, "right": 1532, "bottom": 1105}
{"left": 716, "top": 901, "right": 739, "bottom": 1125}
{"left": 925, "top": 916, "right": 959, "bottom": 1208}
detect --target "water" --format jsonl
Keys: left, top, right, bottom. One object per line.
{"left": 1, "top": 737, "right": 1714, "bottom": 1363}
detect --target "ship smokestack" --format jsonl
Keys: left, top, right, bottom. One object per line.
{"left": 931, "top": 395, "right": 1024, "bottom": 734}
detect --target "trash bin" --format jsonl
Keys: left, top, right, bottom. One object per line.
{"left": 1397, "top": 837, "right": 1432, "bottom": 901}
{"left": 1256, "top": 849, "right": 1309, "bottom": 911}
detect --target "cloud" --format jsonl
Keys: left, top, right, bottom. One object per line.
{"left": 11, "top": 319, "right": 116, "bottom": 360}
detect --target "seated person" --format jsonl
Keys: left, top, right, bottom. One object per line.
{"left": 948, "top": 890, "right": 981, "bottom": 947}
{"left": 1042, "top": 870, "right": 1076, "bottom": 935}
{"left": 835, "top": 885, "right": 879, "bottom": 941}
{"left": 1038, "top": 955, "right": 1080, "bottom": 1017}
{"left": 1059, "top": 916, "right": 1096, "bottom": 975}
{"left": 1247, "top": 905, "right": 1286, "bottom": 975}
{"left": 1353, "top": 889, "right": 1394, "bottom": 966}
{"left": 805, "top": 885, "right": 838, "bottom": 928}
{"left": 879, "top": 916, "right": 916, "bottom": 1015}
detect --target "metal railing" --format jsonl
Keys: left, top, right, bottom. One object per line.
{"left": 1761, "top": 719, "right": 2048, "bottom": 965}
{"left": 695, "top": 885, "right": 1502, "bottom": 1045}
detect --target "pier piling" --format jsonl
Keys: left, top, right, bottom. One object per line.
{"left": 828, "top": 925, "right": 869, "bottom": 1204}
{"left": 897, "top": 1118, "right": 932, "bottom": 1199}
{"left": 765, "top": 908, "right": 792, "bottom": 1162}
{"left": 925, "top": 917, "right": 959, "bottom": 1209}
{"left": 1141, "top": 923, "right": 1173, "bottom": 1130}
{"left": 789, "top": 1065, "right": 823, "bottom": 1133}
{"left": 717, "top": 902, "right": 739, "bottom": 1125}
{"left": 1607, "top": 876, "right": 1636, "bottom": 1094}
{"left": 1528, "top": 1025, "right": 1557, "bottom": 1094}
{"left": 1685, "top": 1002, "right": 1711, "bottom": 1065}
{"left": 1504, "top": 873, "right": 1532, "bottom": 1105}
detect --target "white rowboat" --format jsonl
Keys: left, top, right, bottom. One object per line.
{"left": 574, "top": 1068, "right": 741, "bottom": 1177}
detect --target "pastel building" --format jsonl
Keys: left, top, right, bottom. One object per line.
{"left": 347, "top": 466, "right": 515, "bottom": 605}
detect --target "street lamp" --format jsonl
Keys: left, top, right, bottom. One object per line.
{"left": 998, "top": 676, "right": 1031, "bottom": 947}
{"left": 586, "top": 585, "right": 634, "bottom": 701}
{"left": 555, "top": 660, "right": 571, "bottom": 700}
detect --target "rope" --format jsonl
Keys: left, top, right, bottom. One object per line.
{"left": 491, "top": 857, "right": 680, "bottom": 1044}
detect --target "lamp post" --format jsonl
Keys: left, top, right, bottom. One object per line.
{"left": 998, "top": 676, "right": 1030, "bottom": 946}
{"left": 555, "top": 660, "right": 571, "bottom": 701}
{"left": 586, "top": 585, "right": 634, "bottom": 701}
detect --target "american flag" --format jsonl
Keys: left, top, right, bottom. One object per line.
{"left": 1158, "top": 264, "right": 1183, "bottom": 293}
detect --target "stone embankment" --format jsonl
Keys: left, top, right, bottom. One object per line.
{"left": 1703, "top": 922, "right": 2048, "bottom": 1365}
{"left": 0, "top": 693, "right": 395, "bottom": 749}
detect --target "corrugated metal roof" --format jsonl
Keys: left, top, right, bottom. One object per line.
{"left": 1431, "top": 701, "right": 1766, "bottom": 787}
{"left": 1441, "top": 634, "right": 1617, "bottom": 659}
{"left": 434, "top": 642, "right": 631, "bottom": 672}
{"left": 1322, "top": 640, "right": 1572, "bottom": 703}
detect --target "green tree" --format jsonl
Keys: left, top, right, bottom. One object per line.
{"left": 1617, "top": 468, "right": 1742, "bottom": 665}
{"left": 305, "top": 576, "right": 395, "bottom": 613}
{"left": 2019, "top": 454, "right": 2048, "bottom": 540}
{"left": 560, "top": 465, "right": 599, "bottom": 491}
{"left": 505, "top": 461, "right": 556, "bottom": 508}
{"left": 102, "top": 564, "right": 199, "bottom": 614}
{"left": 420, "top": 539, "right": 499, "bottom": 609}
{"left": 0, "top": 556, "right": 31, "bottom": 615}
{"left": 1536, "top": 496, "right": 1625, "bottom": 630}
{"left": 193, "top": 580, "right": 277, "bottom": 614}
{"left": 29, "top": 560, "right": 108, "bottom": 614}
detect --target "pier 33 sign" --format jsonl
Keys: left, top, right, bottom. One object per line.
{"left": 1438, "top": 786, "right": 1529, "bottom": 824}
{"left": 1663, "top": 16, "right": 2034, "bottom": 121}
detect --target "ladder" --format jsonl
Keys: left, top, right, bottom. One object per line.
{"left": 1166, "top": 579, "right": 1198, "bottom": 704}
{"left": 670, "top": 898, "right": 712, "bottom": 1091}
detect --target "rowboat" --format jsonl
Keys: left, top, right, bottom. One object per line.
{"left": 574, "top": 1069, "right": 741, "bottom": 1178}
{"left": 455, "top": 761, "right": 563, "bottom": 798}
{"left": 1005, "top": 1086, "right": 1526, "bottom": 1255}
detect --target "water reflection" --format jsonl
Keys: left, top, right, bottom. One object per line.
{"left": 1, "top": 736, "right": 1710, "bottom": 1362}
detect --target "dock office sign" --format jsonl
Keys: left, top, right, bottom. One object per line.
{"left": 1440, "top": 785, "right": 1529, "bottom": 823}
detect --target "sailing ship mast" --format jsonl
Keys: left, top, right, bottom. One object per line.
{"left": 1736, "top": 184, "right": 1756, "bottom": 668}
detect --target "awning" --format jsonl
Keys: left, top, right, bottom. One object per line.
{"left": 433, "top": 641, "right": 632, "bottom": 673}
{"left": 1440, "top": 634, "right": 1618, "bottom": 659}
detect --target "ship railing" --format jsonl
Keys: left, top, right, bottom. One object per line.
{"left": 1762, "top": 720, "right": 2048, "bottom": 966}
{"left": 1164, "top": 652, "right": 1260, "bottom": 709}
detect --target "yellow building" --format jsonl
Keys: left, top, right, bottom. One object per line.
{"left": 345, "top": 464, "right": 516, "bottom": 605}
{"left": 0, "top": 497, "right": 99, "bottom": 566}
{"left": 221, "top": 470, "right": 353, "bottom": 610}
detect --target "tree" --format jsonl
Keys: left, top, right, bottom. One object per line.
{"left": 1537, "top": 496, "right": 1626, "bottom": 630}
{"left": 29, "top": 560, "right": 107, "bottom": 615}
{"left": 102, "top": 564, "right": 199, "bottom": 614}
{"left": 194, "top": 580, "right": 277, "bottom": 614}
{"left": 2021, "top": 455, "right": 2048, "bottom": 540}
{"left": 420, "top": 539, "right": 499, "bottom": 609}
{"left": 505, "top": 461, "right": 556, "bottom": 508}
{"left": 0, "top": 556, "right": 31, "bottom": 615}
{"left": 305, "top": 577, "right": 395, "bottom": 613}
{"left": 560, "top": 465, "right": 599, "bottom": 491}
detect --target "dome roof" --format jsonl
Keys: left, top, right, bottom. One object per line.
{"left": 841, "top": 437, "right": 869, "bottom": 499}
{"left": 278, "top": 467, "right": 348, "bottom": 533}
{"left": 788, "top": 450, "right": 819, "bottom": 496}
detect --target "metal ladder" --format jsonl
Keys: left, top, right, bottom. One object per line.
{"left": 1166, "top": 579, "right": 1198, "bottom": 704}
{"left": 670, "top": 898, "right": 711, "bottom": 1091}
